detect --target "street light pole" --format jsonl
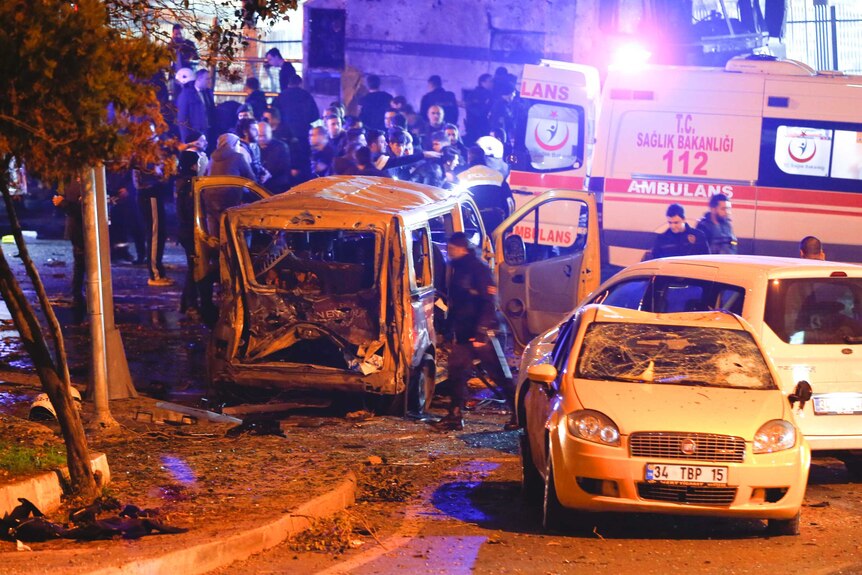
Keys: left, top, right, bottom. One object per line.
{"left": 83, "top": 165, "right": 136, "bottom": 430}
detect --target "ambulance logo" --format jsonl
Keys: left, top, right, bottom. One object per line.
{"left": 534, "top": 111, "right": 570, "bottom": 152}
{"left": 788, "top": 135, "right": 817, "bottom": 164}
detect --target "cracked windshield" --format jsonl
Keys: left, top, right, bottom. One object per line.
{"left": 576, "top": 322, "right": 776, "bottom": 390}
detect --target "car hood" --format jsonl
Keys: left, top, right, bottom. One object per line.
{"left": 571, "top": 379, "right": 787, "bottom": 439}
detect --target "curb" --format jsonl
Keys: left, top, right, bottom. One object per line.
{"left": 0, "top": 453, "right": 111, "bottom": 518}
{"left": 85, "top": 472, "right": 358, "bottom": 575}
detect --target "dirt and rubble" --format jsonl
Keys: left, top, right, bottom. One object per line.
{"left": 0, "top": 374, "right": 518, "bottom": 574}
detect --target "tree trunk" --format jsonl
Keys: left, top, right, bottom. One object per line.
{"left": 0, "top": 165, "right": 71, "bottom": 389}
{"left": 0, "top": 162, "right": 97, "bottom": 500}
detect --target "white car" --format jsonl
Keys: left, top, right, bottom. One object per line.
{"left": 518, "top": 304, "right": 810, "bottom": 534}
{"left": 568, "top": 255, "right": 862, "bottom": 477}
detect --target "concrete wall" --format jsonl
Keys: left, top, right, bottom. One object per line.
{"left": 304, "top": 0, "right": 595, "bottom": 128}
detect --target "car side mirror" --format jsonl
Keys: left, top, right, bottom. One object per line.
{"left": 503, "top": 234, "right": 526, "bottom": 266}
{"left": 789, "top": 380, "right": 812, "bottom": 409}
{"left": 527, "top": 364, "right": 558, "bottom": 395}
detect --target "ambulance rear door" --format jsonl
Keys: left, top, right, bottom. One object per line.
{"left": 492, "top": 190, "right": 600, "bottom": 350}
{"left": 508, "top": 62, "right": 600, "bottom": 206}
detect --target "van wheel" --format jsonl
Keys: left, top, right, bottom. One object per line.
{"left": 543, "top": 455, "right": 567, "bottom": 532}
{"left": 766, "top": 511, "right": 800, "bottom": 536}
{"left": 407, "top": 361, "right": 435, "bottom": 416}
{"left": 367, "top": 391, "right": 406, "bottom": 416}
{"left": 519, "top": 430, "right": 543, "bottom": 502}
{"left": 840, "top": 455, "right": 862, "bottom": 481}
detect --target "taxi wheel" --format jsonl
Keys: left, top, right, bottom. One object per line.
{"left": 766, "top": 511, "right": 800, "bottom": 536}
{"left": 543, "top": 456, "right": 567, "bottom": 531}
{"left": 519, "top": 432, "right": 543, "bottom": 502}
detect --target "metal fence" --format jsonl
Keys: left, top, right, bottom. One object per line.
{"left": 785, "top": 1, "right": 862, "bottom": 73}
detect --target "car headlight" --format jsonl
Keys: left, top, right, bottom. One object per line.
{"left": 753, "top": 420, "right": 796, "bottom": 454}
{"left": 566, "top": 410, "right": 621, "bottom": 446}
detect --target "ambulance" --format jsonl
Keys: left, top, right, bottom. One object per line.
{"left": 508, "top": 61, "right": 600, "bottom": 206}
{"left": 589, "top": 55, "right": 862, "bottom": 267}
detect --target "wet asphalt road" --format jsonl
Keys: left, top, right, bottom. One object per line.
{"left": 215, "top": 452, "right": 862, "bottom": 575}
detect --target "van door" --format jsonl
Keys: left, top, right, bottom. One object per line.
{"left": 493, "top": 191, "right": 599, "bottom": 348}
{"left": 192, "top": 176, "right": 271, "bottom": 282}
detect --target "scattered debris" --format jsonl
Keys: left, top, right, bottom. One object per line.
{"left": 225, "top": 416, "right": 285, "bottom": 438}
{"left": 155, "top": 401, "right": 241, "bottom": 425}
{"left": 345, "top": 410, "right": 374, "bottom": 422}
{"left": 356, "top": 463, "right": 414, "bottom": 502}
{"left": 0, "top": 497, "right": 188, "bottom": 543}
{"left": 289, "top": 514, "right": 356, "bottom": 554}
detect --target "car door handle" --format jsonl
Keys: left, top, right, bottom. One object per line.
{"left": 564, "top": 264, "right": 572, "bottom": 278}
{"left": 512, "top": 274, "right": 525, "bottom": 284}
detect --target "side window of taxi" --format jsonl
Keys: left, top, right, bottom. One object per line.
{"left": 651, "top": 276, "right": 745, "bottom": 314}
{"left": 593, "top": 278, "right": 651, "bottom": 310}
{"left": 551, "top": 312, "right": 582, "bottom": 378}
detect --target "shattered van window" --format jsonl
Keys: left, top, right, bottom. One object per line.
{"left": 241, "top": 229, "right": 377, "bottom": 295}
{"left": 576, "top": 322, "right": 776, "bottom": 390}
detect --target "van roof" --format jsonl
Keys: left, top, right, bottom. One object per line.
{"left": 627, "top": 255, "right": 862, "bottom": 278}
{"left": 239, "top": 176, "right": 462, "bottom": 217}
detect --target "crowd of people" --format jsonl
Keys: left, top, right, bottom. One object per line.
{"left": 83, "top": 24, "right": 521, "bottom": 325}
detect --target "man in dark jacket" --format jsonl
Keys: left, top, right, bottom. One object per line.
{"left": 52, "top": 174, "right": 86, "bottom": 322}
{"left": 274, "top": 74, "right": 320, "bottom": 154}
{"left": 176, "top": 69, "right": 214, "bottom": 143}
{"left": 420, "top": 75, "right": 459, "bottom": 127}
{"left": 651, "top": 203, "right": 710, "bottom": 259}
{"left": 257, "top": 121, "right": 292, "bottom": 193}
{"left": 265, "top": 47, "right": 297, "bottom": 93}
{"left": 696, "top": 193, "right": 738, "bottom": 254}
{"left": 358, "top": 74, "right": 393, "bottom": 131}
{"left": 174, "top": 131, "right": 208, "bottom": 316}
{"left": 433, "top": 233, "right": 516, "bottom": 431}
{"left": 464, "top": 74, "right": 493, "bottom": 145}
{"left": 244, "top": 77, "right": 267, "bottom": 120}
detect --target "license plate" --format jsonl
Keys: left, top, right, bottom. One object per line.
{"left": 813, "top": 393, "right": 862, "bottom": 415}
{"left": 645, "top": 463, "right": 727, "bottom": 485}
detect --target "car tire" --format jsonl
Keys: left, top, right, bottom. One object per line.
{"left": 766, "top": 511, "right": 800, "bottom": 536}
{"left": 407, "top": 361, "right": 435, "bottom": 416}
{"left": 543, "top": 455, "right": 567, "bottom": 531}
{"left": 520, "top": 431, "right": 543, "bottom": 502}
{"left": 368, "top": 391, "right": 406, "bottom": 416}
{"left": 840, "top": 455, "right": 862, "bottom": 481}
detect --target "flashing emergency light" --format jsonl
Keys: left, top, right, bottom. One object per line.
{"left": 610, "top": 42, "right": 652, "bottom": 70}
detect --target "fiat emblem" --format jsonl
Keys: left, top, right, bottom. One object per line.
{"left": 680, "top": 438, "right": 697, "bottom": 455}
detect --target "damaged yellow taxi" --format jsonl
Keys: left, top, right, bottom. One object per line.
{"left": 517, "top": 304, "right": 811, "bottom": 535}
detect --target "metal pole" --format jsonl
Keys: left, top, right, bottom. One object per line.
{"left": 718, "top": 0, "right": 736, "bottom": 36}
{"left": 82, "top": 168, "right": 114, "bottom": 426}
{"left": 830, "top": 5, "right": 839, "bottom": 71}
{"left": 93, "top": 164, "right": 136, "bottom": 399}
